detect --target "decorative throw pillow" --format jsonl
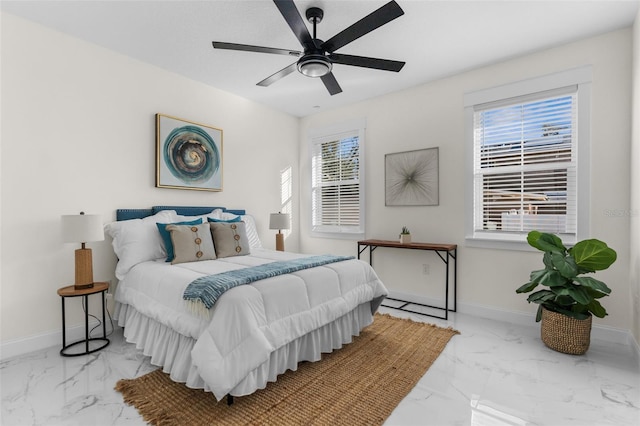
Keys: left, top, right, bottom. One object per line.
{"left": 156, "top": 218, "right": 203, "bottom": 262}
{"left": 210, "top": 222, "right": 250, "bottom": 258}
{"left": 166, "top": 223, "right": 217, "bottom": 264}
{"left": 209, "top": 211, "right": 261, "bottom": 248}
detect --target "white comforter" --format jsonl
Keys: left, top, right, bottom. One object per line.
{"left": 115, "top": 248, "right": 387, "bottom": 400}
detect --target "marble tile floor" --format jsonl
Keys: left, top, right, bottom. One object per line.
{"left": 1, "top": 307, "right": 639, "bottom": 426}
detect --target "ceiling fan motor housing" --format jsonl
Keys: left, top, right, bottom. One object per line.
{"left": 297, "top": 53, "right": 332, "bottom": 77}
{"left": 296, "top": 7, "right": 331, "bottom": 77}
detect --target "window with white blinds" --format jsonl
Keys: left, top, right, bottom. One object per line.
{"left": 464, "top": 67, "right": 593, "bottom": 249}
{"left": 310, "top": 122, "right": 365, "bottom": 237}
{"left": 473, "top": 88, "right": 578, "bottom": 238}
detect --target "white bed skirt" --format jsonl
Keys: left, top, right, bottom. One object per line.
{"left": 114, "top": 301, "right": 374, "bottom": 397}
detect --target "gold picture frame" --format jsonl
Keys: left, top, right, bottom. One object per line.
{"left": 156, "top": 113, "right": 223, "bottom": 191}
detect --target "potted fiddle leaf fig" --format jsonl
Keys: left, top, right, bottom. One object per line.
{"left": 399, "top": 226, "right": 411, "bottom": 244}
{"left": 516, "top": 230, "right": 617, "bottom": 355}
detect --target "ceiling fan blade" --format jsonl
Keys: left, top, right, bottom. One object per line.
{"left": 212, "top": 41, "right": 301, "bottom": 57}
{"left": 329, "top": 53, "right": 405, "bottom": 72}
{"left": 273, "top": 0, "right": 315, "bottom": 50}
{"left": 322, "top": 1, "right": 404, "bottom": 53}
{"left": 321, "top": 72, "right": 342, "bottom": 96}
{"left": 257, "top": 62, "right": 298, "bottom": 87}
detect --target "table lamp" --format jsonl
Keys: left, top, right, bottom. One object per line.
{"left": 61, "top": 212, "right": 104, "bottom": 289}
{"left": 269, "top": 212, "right": 290, "bottom": 252}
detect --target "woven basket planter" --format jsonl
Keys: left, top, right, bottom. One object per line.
{"left": 540, "top": 307, "right": 592, "bottom": 355}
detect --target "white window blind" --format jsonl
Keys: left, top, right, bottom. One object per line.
{"left": 473, "top": 88, "right": 577, "bottom": 238}
{"left": 311, "top": 128, "right": 364, "bottom": 236}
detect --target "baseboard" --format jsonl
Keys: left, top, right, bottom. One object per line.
{"left": 0, "top": 320, "right": 114, "bottom": 361}
{"left": 630, "top": 333, "right": 640, "bottom": 369}
{"left": 387, "top": 290, "right": 634, "bottom": 346}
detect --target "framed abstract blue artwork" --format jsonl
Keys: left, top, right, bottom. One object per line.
{"left": 156, "top": 114, "right": 223, "bottom": 191}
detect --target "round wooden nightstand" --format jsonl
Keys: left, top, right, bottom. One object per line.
{"left": 57, "top": 281, "right": 110, "bottom": 356}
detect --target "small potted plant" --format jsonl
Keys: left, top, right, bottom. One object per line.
{"left": 516, "top": 230, "right": 617, "bottom": 355}
{"left": 399, "top": 226, "right": 411, "bottom": 244}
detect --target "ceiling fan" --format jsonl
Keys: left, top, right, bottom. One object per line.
{"left": 212, "top": 0, "right": 406, "bottom": 95}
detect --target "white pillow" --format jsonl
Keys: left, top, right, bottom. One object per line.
{"left": 175, "top": 209, "right": 222, "bottom": 223}
{"left": 215, "top": 211, "right": 262, "bottom": 248}
{"left": 240, "top": 214, "right": 262, "bottom": 249}
{"left": 105, "top": 210, "right": 178, "bottom": 279}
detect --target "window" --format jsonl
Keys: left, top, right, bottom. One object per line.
{"left": 465, "top": 67, "right": 591, "bottom": 248}
{"left": 310, "top": 119, "right": 365, "bottom": 238}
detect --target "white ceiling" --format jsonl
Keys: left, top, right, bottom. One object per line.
{"left": 2, "top": 0, "right": 638, "bottom": 117}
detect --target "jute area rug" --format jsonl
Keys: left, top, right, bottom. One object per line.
{"left": 115, "top": 313, "right": 459, "bottom": 425}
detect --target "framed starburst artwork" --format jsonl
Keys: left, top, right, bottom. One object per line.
{"left": 385, "top": 148, "right": 439, "bottom": 206}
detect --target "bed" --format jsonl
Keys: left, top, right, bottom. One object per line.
{"left": 107, "top": 206, "right": 388, "bottom": 403}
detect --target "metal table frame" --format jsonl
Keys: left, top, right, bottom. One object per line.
{"left": 58, "top": 282, "right": 110, "bottom": 356}
{"left": 357, "top": 239, "right": 457, "bottom": 320}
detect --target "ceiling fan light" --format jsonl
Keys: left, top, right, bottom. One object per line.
{"left": 297, "top": 55, "right": 332, "bottom": 78}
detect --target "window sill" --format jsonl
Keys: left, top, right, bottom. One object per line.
{"left": 310, "top": 231, "right": 364, "bottom": 240}
{"left": 465, "top": 236, "right": 534, "bottom": 252}
{"left": 466, "top": 232, "right": 577, "bottom": 251}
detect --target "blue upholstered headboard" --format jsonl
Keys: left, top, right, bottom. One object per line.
{"left": 116, "top": 206, "right": 246, "bottom": 221}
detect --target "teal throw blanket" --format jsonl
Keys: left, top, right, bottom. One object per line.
{"left": 183, "top": 255, "right": 354, "bottom": 310}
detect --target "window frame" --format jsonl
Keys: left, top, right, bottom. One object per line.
{"left": 464, "top": 66, "right": 592, "bottom": 250}
{"left": 309, "top": 118, "right": 366, "bottom": 239}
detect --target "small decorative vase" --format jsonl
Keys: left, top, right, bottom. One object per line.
{"left": 399, "top": 234, "right": 411, "bottom": 244}
{"left": 540, "top": 307, "right": 592, "bottom": 355}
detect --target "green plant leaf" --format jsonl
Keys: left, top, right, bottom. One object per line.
{"left": 535, "top": 304, "right": 543, "bottom": 322}
{"left": 573, "top": 276, "right": 611, "bottom": 295}
{"left": 551, "top": 252, "right": 578, "bottom": 279}
{"left": 550, "top": 286, "right": 570, "bottom": 296}
{"left": 583, "top": 286, "right": 608, "bottom": 299}
{"left": 527, "top": 230, "right": 543, "bottom": 249}
{"left": 570, "top": 239, "right": 617, "bottom": 271}
{"left": 530, "top": 269, "right": 566, "bottom": 287}
{"left": 542, "top": 252, "right": 554, "bottom": 269}
{"left": 586, "top": 299, "right": 608, "bottom": 318}
{"left": 566, "top": 285, "right": 591, "bottom": 305}
{"left": 554, "top": 295, "right": 575, "bottom": 306}
{"left": 516, "top": 281, "right": 538, "bottom": 294}
{"left": 527, "top": 289, "right": 555, "bottom": 304}
{"left": 572, "top": 304, "right": 588, "bottom": 313}
{"left": 527, "top": 231, "right": 566, "bottom": 253}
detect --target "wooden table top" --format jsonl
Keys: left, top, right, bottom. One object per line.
{"left": 358, "top": 239, "right": 457, "bottom": 251}
{"left": 57, "top": 281, "right": 109, "bottom": 297}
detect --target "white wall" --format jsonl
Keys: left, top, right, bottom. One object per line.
{"left": 631, "top": 8, "right": 640, "bottom": 346}
{"left": 300, "top": 28, "right": 633, "bottom": 330}
{"left": 0, "top": 13, "right": 299, "bottom": 347}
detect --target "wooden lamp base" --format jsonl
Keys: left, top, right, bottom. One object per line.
{"left": 275, "top": 232, "right": 285, "bottom": 252}
{"left": 74, "top": 247, "right": 95, "bottom": 289}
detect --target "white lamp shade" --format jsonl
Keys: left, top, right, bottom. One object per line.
{"left": 269, "top": 213, "right": 290, "bottom": 230}
{"left": 61, "top": 214, "right": 104, "bottom": 243}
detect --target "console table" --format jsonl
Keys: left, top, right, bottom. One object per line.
{"left": 357, "top": 239, "right": 457, "bottom": 320}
